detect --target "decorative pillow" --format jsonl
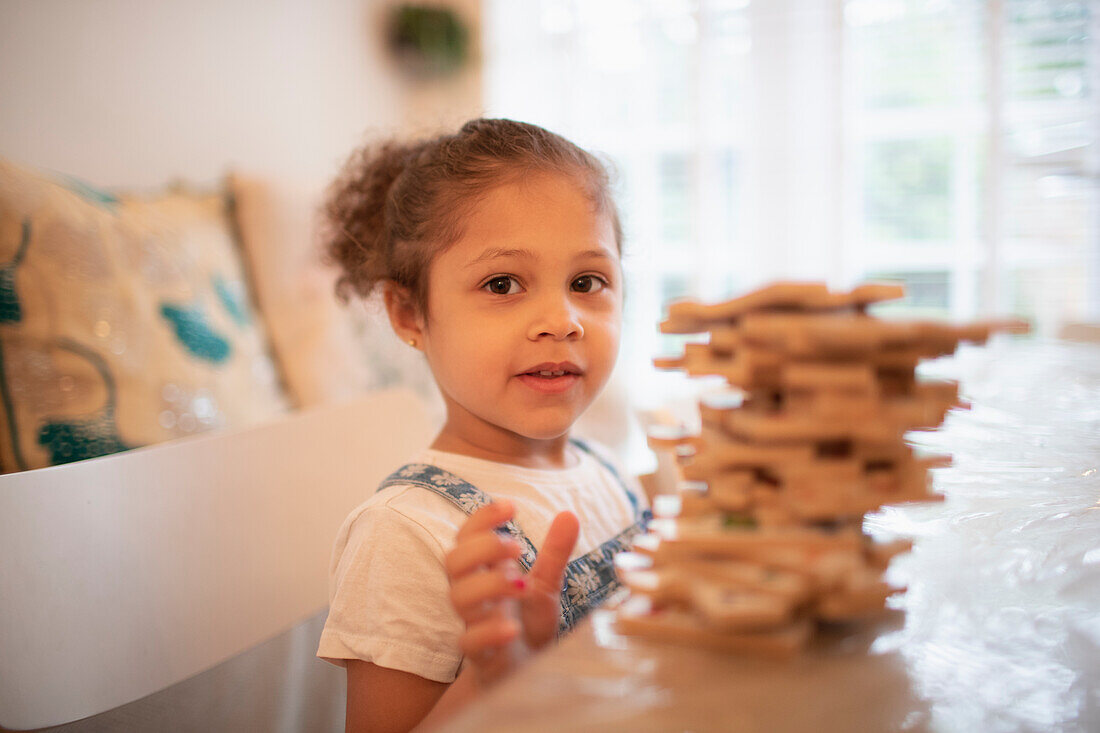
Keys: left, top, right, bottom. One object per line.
{"left": 227, "top": 174, "right": 445, "bottom": 420}
{"left": 0, "top": 158, "right": 291, "bottom": 472}
{"left": 227, "top": 174, "right": 373, "bottom": 408}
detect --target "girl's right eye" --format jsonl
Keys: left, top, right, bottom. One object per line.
{"left": 484, "top": 275, "right": 521, "bottom": 295}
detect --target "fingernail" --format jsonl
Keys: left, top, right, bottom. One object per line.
{"left": 513, "top": 578, "right": 526, "bottom": 590}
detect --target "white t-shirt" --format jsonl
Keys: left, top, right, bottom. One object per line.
{"left": 316, "top": 441, "right": 645, "bottom": 683}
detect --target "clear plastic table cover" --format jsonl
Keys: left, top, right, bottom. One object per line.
{"left": 444, "top": 337, "right": 1100, "bottom": 733}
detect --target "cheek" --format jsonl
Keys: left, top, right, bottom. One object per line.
{"left": 428, "top": 319, "right": 508, "bottom": 380}
{"left": 586, "top": 309, "right": 621, "bottom": 371}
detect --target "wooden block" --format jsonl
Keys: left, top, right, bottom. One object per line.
{"left": 848, "top": 281, "right": 906, "bottom": 306}
{"left": 912, "top": 380, "right": 960, "bottom": 405}
{"left": 800, "top": 315, "right": 914, "bottom": 355}
{"left": 814, "top": 582, "right": 897, "bottom": 622}
{"left": 736, "top": 313, "right": 894, "bottom": 357}
{"left": 777, "top": 466, "right": 884, "bottom": 522}
{"left": 673, "top": 282, "right": 835, "bottom": 321}
{"left": 680, "top": 351, "right": 751, "bottom": 384}
{"left": 698, "top": 392, "right": 745, "bottom": 428}
{"left": 670, "top": 558, "right": 811, "bottom": 602}
{"left": 619, "top": 567, "right": 692, "bottom": 606}
{"left": 678, "top": 491, "right": 715, "bottom": 518}
{"left": 614, "top": 596, "right": 813, "bottom": 658}
{"left": 653, "top": 355, "right": 687, "bottom": 370}
{"left": 782, "top": 362, "right": 878, "bottom": 393}
{"left": 752, "top": 501, "right": 803, "bottom": 529}
{"left": 707, "top": 471, "right": 755, "bottom": 510}
{"left": 656, "top": 281, "right": 900, "bottom": 335}
{"left": 799, "top": 548, "right": 867, "bottom": 589}
{"left": 686, "top": 441, "right": 817, "bottom": 476}
{"left": 910, "top": 322, "right": 965, "bottom": 356}
{"left": 689, "top": 583, "right": 795, "bottom": 632}
{"left": 654, "top": 521, "right": 863, "bottom": 565}
{"left": 853, "top": 439, "right": 911, "bottom": 464}
{"left": 953, "top": 322, "right": 995, "bottom": 344}
{"left": 798, "top": 393, "right": 882, "bottom": 420}
{"left": 708, "top": 326, "right": 742, "bottom": 353}
{"left": 723, "top": 410, "right": 889, "bottom": 444}
{"left": 672, "top": 346, "right": 789, "bottom": 389}
{"left": 646, "top": 424, "right": 701, "bottom": 450}
{"left": 867, "top": 348, "right": 924, "bottom": 370}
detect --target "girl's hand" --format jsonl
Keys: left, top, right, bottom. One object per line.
{"left": 516, "top": 509, "right": 580, "bottom": 650}
{"left": 445, "top": 500, "right": 579, "bottom": 686}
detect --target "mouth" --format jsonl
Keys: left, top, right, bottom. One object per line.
{"left": 516, "top": 362, "right": 583, "bottom": 394}
{"left": 517, "top": 362, "right": 584, "bottom": 378}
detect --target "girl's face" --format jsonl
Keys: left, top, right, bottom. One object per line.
{"left": 418, "top": 171, "right": 622, "bottom": 455}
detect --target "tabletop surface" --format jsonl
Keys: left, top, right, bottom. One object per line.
{"left": 444, "top": 338, "right": 1100, "bottom": 733}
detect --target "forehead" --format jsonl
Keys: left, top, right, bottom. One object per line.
{"left": 445, "top": 172, "right": 618, "bottom": 262}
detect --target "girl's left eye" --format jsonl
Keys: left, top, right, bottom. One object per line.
{"left": 484, "top": 275, "right": 521, "bottom": 295}
{"left": 572, "top": 275, "right": 607, "bottom": 293}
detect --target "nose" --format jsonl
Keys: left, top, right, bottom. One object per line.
{"left": 527, "top": 293, "right": 584, "bottom": 341}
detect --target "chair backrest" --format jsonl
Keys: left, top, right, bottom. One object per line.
{"left": 0, "top": 388, "right": 435, "bottom": 730}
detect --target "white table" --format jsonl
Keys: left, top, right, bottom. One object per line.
{"left": 444, "top": 338, "right": 1100, "bottom": 733}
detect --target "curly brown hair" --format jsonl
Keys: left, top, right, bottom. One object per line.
{"left": 322, "top": 118, "right": 622, "bottom": 316}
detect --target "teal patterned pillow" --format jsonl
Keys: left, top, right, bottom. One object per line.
{"left": 0, "top": 158, "right": 290, "bottom": 472}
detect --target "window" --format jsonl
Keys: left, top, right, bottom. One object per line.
{"left": 485, "top": 0, "right": 1098, "bottom": 465}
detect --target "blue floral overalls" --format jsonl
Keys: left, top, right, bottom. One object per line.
{"left": 376, "top": 438, "right": 652, "bottom": 634}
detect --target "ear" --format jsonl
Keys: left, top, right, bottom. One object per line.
{"left": 382, "top": 280, "right": 425, "bottom": 349}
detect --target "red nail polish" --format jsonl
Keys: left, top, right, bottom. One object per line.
{"left": 513, "top": 578, "right": 526, "bottom": 590}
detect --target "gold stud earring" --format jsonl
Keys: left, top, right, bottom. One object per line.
{"left": 407, "top": 338, "right": 417, "bottom": 348}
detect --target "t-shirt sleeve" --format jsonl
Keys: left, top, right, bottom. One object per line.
{"left": 317, "top": 501, "right": 464, "bottom": 683}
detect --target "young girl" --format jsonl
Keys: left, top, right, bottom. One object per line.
{"left": 316, "top": 118, "right": 650, "bottom": 732}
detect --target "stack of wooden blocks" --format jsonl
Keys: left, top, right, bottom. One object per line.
{"left": 614, "top": 282, "right": 1013, "bottom": 656}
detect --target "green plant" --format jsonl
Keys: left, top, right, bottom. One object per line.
{"left": 389, "top": 4, "right": 470, "bottom": 77}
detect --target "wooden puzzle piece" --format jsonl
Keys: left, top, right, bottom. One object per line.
{"left": 653, "top": 520, "right": 863, "bottom": 560}
{"left": 681, "top": 440, "right": 817, "bottom": 477}
{"left": 626, "top": 281, "right": 1019, "bottom": 656}
{"left": 668, "top": 557, "right": 811, "bottom": 602}
{"left": 848, "top": 282, "right": 907, "bottom": 306}
{"left": 614, "top": 595, "right": 813, "bottom": 658}
{"left": 689, "top": 583, "right": 795, "bottom": 631}
{"left": 814, "top": 580, "right": 898, "bottom": 622}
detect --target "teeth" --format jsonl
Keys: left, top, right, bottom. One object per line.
{"left": 536, "top": 370, "right": 567, "bottom": 377}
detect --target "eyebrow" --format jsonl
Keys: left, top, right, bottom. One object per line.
{"left": 464, "top": 247, "right": 614, "bottom": 269}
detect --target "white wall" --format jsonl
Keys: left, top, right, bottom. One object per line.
{"left": 0, "top": 0, "right": 483, "bottom": 415}
{"left": 0, "top": 0, "right": 483, "bottom": 218}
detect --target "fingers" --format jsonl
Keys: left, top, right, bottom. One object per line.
{"left": 449, "top": 566, "right": 527, "bottom": 619}
{"left": 445, "top": 532, "right": 523, "bottom": 579}
{"left": 459, "top": 611, "right": 519, "bottom": 656}
{"left": 447, "top": 500, "right": 528, "bottom": 625}
{"left": 455, "top": 499, "right": 515, "bottom": 543}
{"left": 528, "top": 511, "right": 580, "bottom": 591}
{"left": 459, "top": 609, "right": 520, "bottom": 675}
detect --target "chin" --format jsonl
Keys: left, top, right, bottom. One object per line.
{"left": 511, "top": 415, "right": 579, "bottom": 442}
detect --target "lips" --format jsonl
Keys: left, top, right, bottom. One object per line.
{"left": 518, "top": 361, "right": 583, "bottom": 377}
{"left": 516, "top": 361, "right": 583, "bottom": 395}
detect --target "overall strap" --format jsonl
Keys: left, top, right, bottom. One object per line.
{"left": 557, "top": 517, "right": 646, "bottom": 633}
{"left": 379, "top": 447, "right": 651, "bottom": 636}
{"left": 377, "top": 462, "right": 538, "bottom": 572}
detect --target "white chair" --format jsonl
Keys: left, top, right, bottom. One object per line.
{"left": 0, "top": 388, "right": 435, "bottom": 730}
